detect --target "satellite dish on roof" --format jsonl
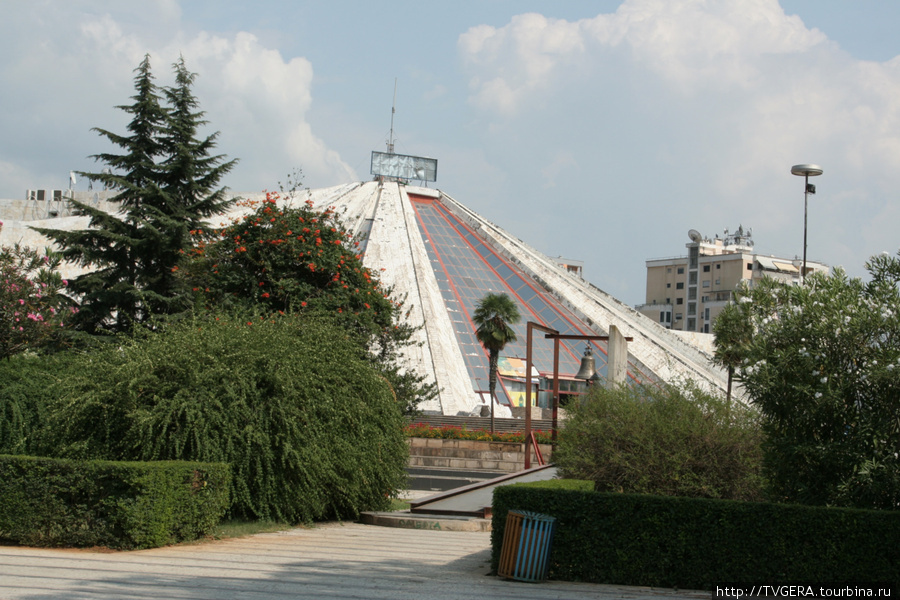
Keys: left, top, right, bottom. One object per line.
{"left": 688, "top": 229, "right": 702, "bottom": 243}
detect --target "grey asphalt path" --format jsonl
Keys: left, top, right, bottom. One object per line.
{"left": 0, "top": 522, "right": 707, "bottom": 600}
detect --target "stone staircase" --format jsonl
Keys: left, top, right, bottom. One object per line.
{"left": 406, "top": 437, "right": 554, "bottom": 492}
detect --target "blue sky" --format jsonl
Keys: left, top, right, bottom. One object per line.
{"left": 2, "top": 0, "right": 900, "bottom": 306}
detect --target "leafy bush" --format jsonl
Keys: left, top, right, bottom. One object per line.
{"left": 43, "top": 311, "right": 409, "bottom": 523}
{"left": 716, "top": 254, "right": 900, "bottom": 509}
{"left": 0, "top": 228, "right": 72, "bottom": 360}
{"left": 492, "top": 481, "right": 900, "bottom": 588}
{"left": 0, "top": 455, "right": 230, "bottom": 549}
{"left": 0, "top": 352, "right": 80, "bottom": 455}
{"left": 553, "top": 382, "right": 765, "bottom": 501}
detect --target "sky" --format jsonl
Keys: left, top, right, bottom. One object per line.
{"left": 2, "top": 0, "right": 900, "bottom": 306}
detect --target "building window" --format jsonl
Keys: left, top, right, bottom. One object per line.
{"left": 702, "top": 280, "right": 710, "bottom": 288}
{"left": 704, "top": 308, "right": 710, "bottom": 320}
{"left": 665, "top": 297, "right": 670, "bottom": 304}
{"left": 676, "top": 298, "right": 683, "bottom": 305}
{"left": 667, "top": 267, "right": 672, "bottom": 273}
{"left": 687, "top": 318, "right": 696, "bottom": 330}
{"left": 689, "top": 272, "right": 698, "bottom": 285}
{"left": 716, "top": 264, "right": 721, "bottom": 269}
{"left": 676, "top": 282, "right": 684, "bottom": 290}
{"left": 688, "top": 288, "right": 697, "bottom": 300}
{"left": 747, "top": 262, "right": 753, "bottom": 270}
{"left": 703, "top": 265, "right": 711, "bottom": 272}
{"left": 688, "top": 304, "right": 696, "bottom": 315}
{"left": 677, "top": 267, "right": 684, "bottom": 275}
{"left": 675, "top": 313, "right": 683, "bottom": 321}
{"left": 666, "top": 283, "right": 671, "bottom": 288}
{"left": 715, "top": 278, "right": 720, "bottom": 285}
{"left": 701, "top": 295, "right": 709, "bottom": 302}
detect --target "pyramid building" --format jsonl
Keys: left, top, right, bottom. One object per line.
{"left": 277, "top": 180, "right": 726, "bottom": 415}
{"left": 0, "top": 180, "right": 727, "bottom": 415}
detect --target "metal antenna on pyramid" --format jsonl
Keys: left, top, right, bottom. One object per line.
{"left": 387, "top": 78, "right": 397, "bottom": 155}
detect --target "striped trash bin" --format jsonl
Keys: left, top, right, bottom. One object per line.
{"left": 497, "top": 510, "right": 557, "bottom": 583}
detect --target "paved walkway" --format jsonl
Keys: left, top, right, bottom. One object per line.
{"left": 0, "top": 522, "right": 707, "bottom": 600}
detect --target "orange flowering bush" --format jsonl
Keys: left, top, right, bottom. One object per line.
{"left": 184, "top": 192, "right": 397, "bottom": 338}
{"left": 180, "top": 190, "right": 437, "bottom": 415}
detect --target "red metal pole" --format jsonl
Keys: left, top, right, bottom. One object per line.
{"left": 552, "top": 337, "right": 560, "bottom": 444}
{"left": 525, "top": 324, "right": 533, "bottom": 470}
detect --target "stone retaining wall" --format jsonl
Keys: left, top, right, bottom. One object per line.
{"left": 408, "top": 437, "right": 553, "bottom": 472}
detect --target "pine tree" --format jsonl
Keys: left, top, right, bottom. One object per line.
{"left": 35, "top": 55, "right": 235, "bottom": 334}
{"left": 161, "top": 56, "right": 236, "bottom": 223}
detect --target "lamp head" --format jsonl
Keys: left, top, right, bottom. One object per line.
{"left": 791, "top": 164, "right": 823, "bottom": 177}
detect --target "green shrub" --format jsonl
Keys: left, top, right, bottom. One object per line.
{"left": 0, "top": 353, "right": 77, "bottom": 455}
{"left": 715, "top": 258, "right": 900, "bottom": 509}
{"left": 492, "top": 481, "right": 900, "bottom": 588}
{"left": 43, "top": 311, "right": 408, "bottom": 523}
{"left": 554, "top": 382, "right": 765, "bottom": 501}
{"left": 0, "top": 455, "right": 230, "bottom": 549}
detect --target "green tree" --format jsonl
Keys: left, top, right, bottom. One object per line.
{"left": 719, "top": 255, "right": 900, "bottom": 509}
{"left": 712, "top": 286, "right": 754, "bottom": 403}
{"left": 35, "top": 55, "right": 235, "bottom": 334}
{"left": 554, "top": 382, "right": 765, "bottom": 501}
{"left": 42, "top": 311, "right": 409, "bottom": 523}
{"left": 158, "top": 56, "right": 236, "bottom": 238}
{"left": 473, "top": 292, "right": 520, "bottom": 432}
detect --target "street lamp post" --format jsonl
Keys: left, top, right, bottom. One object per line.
{"left": 791, "top": 164, "right": 823, "bottom": 283}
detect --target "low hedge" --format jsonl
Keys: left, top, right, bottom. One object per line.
{"left": 0, "top": 455, "right": 230, "bottom": 549}
{"left": 405, "top": 422, "right": 555, "bottom": 444}
{"left": 492, "top": 481, "right": 900, "bottom": 588}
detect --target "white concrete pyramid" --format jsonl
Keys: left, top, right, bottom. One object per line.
{"left": 1, "top": 181, "right": 728, "bottom": 414}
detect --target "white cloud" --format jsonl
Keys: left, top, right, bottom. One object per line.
{"left": 162, "top": 30, "right": 357, "bottom": 189}
{"left": 460, "top": 13, "right": 586, "bottom": 114}
{"left": 0, "top": 2, "right": 355, "bottom": 197}
{"left": 460, "top": 0, "right": 830, "bottom": 113}
{"left": 458, "top": 0, "right": 900, "bottom": 295}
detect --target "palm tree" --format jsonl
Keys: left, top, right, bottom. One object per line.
{"left": 473, "top": 292, "right": 521, "bottom": 432}
{"left": 712, "top": 297, "right": 752, "bottom": 404}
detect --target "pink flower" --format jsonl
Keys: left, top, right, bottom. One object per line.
{"left": 18, "top": 299, "right": 24, "bottom": 305}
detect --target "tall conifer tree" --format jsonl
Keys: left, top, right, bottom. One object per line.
{"left": 35, "top": 55, "right": 235, "bottom": 333}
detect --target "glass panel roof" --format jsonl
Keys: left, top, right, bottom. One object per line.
{"left": 410, "top": 196, "right": 652, "bottom": 403}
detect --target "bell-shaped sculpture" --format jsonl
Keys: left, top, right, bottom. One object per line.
{"left": 574, "top": 345, "right": 596, "bottom": 380}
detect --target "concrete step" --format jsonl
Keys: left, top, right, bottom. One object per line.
{"left": 406, "top": 466, "right": 507, "bottom": 492}
{"left": 358, "top": 510, "right": 491, "bottom": 532}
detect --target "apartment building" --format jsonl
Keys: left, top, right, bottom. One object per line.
{"left": 637, "top": 226, "right": 828, "bottom": 333}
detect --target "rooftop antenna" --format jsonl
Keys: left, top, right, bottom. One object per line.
{"left": 386, "top": 78, "right": 397, "bottom": 155}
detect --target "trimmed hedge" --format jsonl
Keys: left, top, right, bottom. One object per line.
{"left": 492, "top": 481, "right": 900, "bottom": 588}
{"left": 0, "top": 455, "right": 230, "bottom": 549}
